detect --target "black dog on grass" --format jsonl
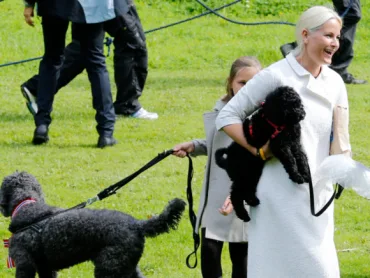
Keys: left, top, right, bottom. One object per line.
{"left": 0, "top": 171, "right": 186, "bottom": 278}
{"left": 215, "top": 86, "right": 309, "bottom": 222}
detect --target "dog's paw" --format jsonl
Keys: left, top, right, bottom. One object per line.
{"left": 290, "top": 174, "right": 305, "bottom": 184}
{"left": 236, "top": 211, "right": 251, "bottom": 222}
{"left": 246, "top": 197, "right": 260, "bottom": 207}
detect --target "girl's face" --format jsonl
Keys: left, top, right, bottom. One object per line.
{"left": 303, "top": 18, "right": 341, "bottom": 68}
{"left": 230, "top": 67, "right": 259, "bottom": 95}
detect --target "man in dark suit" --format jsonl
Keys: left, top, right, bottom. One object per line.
{"left": 21, "top": 0, "right": 157, "bottom": 123}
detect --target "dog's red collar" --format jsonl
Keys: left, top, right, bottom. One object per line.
{"left": 11, "top": 198, "right": 36, "bottom": 218}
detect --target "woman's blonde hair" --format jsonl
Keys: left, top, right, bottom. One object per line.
{"left": 223, "top": 56, "right": 262, "bottom": 102}
{"left": 293, "top": 6, "right": 342, "bottom": 56}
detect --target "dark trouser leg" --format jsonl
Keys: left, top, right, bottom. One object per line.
{"left": 331, "top": 0, "right": 361, "bottom": 74}
{"left": 201, "top": 228, "right": 223, "bottom": 278}
{"left": 23, "top": 39, "right": 85, "bottom": 97}
{"left": 229, "top": 242, "right": 248, "bottom": 278}
{"left": 57, "top": 38, "right": 85, "bottom": 89}
{"left": 73, "top": 23, "right": 115, "bottom": 137}
{"left": 22, "top": 75, "right": 39, "bottom": 95}
{"left": 113, "top": 33, "right": 147, "bottom": 115}
{"left": 35, "top": 16, "right": 69, "bottom": 127}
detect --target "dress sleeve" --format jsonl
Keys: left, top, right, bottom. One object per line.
{"left": 215, "top": 69, "right": 279, "bottom": 130}
{"left": 191, "top": 139, "right": 207, "bottom": 156}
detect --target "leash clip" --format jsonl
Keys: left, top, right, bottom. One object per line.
{"left": 86, "top": 196, "right": 100, "bottom": 206}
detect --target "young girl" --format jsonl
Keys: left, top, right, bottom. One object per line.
{"left": 172, "top": 56, "right": 262, "bottom": 278}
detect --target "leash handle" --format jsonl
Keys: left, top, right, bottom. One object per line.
{"left": 307, "top": 166, "right": 343, "bottom": 217}
{"left": 184, "top": 153, "right": 201, "bottom": 269}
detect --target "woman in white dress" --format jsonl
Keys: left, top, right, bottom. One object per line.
{"left": 215, "top": 6, "right": 350, "bottom": 278}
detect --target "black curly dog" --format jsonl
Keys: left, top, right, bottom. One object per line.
{"left": 215, "top": 86, "right": 310, "bottom": 222}
{"left": 0, "top": 171, "right": 186, "bottom": 278}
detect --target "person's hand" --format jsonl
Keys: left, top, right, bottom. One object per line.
{"left": 24, "top": 6, "right": 35, "bottom": 27}
{"left": 219, "top": 195, "right": 233, "bottom": 216}
{"left": 172, "top": 142, "right": 195, "bottom": 158}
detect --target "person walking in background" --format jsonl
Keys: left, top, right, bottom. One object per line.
{"left": 21, "top": 0, "right": 157, "bottom": 121}
{"left": 217, "top": 6, "right": 350, "bottom": 277}
{"left": 280, "top": 0, "right": 366, "bottom": 84}
{"left": 172, "top": 56, "right": 262, "bottom": 278}
{"left": 331, "top": 0, "right": 366, "bottom": 84}
{"left": 23, "top": 0, "right": 129, "bottom": 148}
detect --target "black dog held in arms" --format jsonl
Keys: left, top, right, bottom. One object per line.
{"left": 215, "top": 86, "right": 310, "bottom": 222}
{"left": 0, "top": 171, "right": 186, "bottom": 278}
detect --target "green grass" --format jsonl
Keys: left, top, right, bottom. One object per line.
{"left": 1, "top": 0, "right": 370, "bottom": 277}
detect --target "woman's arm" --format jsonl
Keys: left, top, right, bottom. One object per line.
{"left": 222, "top": 124, "right": 257, "bottom": 155}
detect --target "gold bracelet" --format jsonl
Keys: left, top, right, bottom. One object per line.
{"left": 259, "top": 148, "right": 266, "bottom": 161}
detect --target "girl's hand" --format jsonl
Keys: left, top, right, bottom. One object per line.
{"left": 172, "top": 142, "right": 195, "bottom": 158}
{"left": 219, "top": 196, "right": 233, "bottom": 216}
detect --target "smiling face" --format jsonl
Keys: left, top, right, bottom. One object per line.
{"left": 298, "top": 18, "right": 341, "bottom": 75}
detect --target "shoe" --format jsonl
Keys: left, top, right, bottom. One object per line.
{"left": 130, "top": 108, "right": 158, "bottom": 120}
{"left": 279, "top": 41, "right": 297, "bottom": 58}
{"left": 21, "top": 85, "right": 38, "bottom": 116}
{"left": 341, "top": 73, "right": 367, "bottom": 85}
{"left": 97, "top": 136, "right": 117, "bottom": 148}
{"left": 32, "top": 125, "right": 49, "bottom": 145}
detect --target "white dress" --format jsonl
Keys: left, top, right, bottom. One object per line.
{"left": 215, "top": 53, "right": 349, "bottom": 278}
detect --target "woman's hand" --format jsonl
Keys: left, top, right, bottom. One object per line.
{"left": 24, "top": 6, "right": 35, "bottom": 27}
{"left": 172, "top": 142, "right": 195, "bottom": 158}
{"left": 219, "top": 195, "right": 233, "bottom": 216}
{"left": 259, "top": 140, "right": 273, "bottom": 160}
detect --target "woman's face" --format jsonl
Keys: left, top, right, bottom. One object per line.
{"left": 303, "top": 18, "right": 341, "bottom": 67}
{"left": 231, "top": 67, "right": 259, "bottom": 95}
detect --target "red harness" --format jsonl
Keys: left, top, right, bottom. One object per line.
{"left": 263, "top": 114, "right": 286, "bottom": 139}
{"left": 248, "top": 104, "right": 286, "bottom": 139}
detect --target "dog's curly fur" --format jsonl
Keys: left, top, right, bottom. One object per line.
{"left": 0, "top": 171, "right": 186, "bottom": 278}
{"left": 215, "top": 86, "right": 310, "bottom": 222}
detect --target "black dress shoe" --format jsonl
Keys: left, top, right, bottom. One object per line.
{"left": 32, "top": 125, "right": 49, "bottom": 145}
{"left": 341, "top": 73, "right": 367, "bottom": 85}
{"left": 97, "top": 136, "right": 117, "bottom": 148}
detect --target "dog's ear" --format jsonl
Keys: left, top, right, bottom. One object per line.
{"left": 279, "top": 86, "right": 306, "bottom": 125}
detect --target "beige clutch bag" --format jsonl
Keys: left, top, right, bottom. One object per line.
{"left": 330, "top": 105, "right": 351, "bottom": 156}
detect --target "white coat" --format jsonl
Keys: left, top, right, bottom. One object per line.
{"left": 192, "top": 100, "right": 248, "bottom": 242}
{"left": 215, "top": 53, "right": 350, "bottom": 278}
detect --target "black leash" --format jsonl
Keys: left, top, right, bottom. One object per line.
{"left": 307, "top": 167, "right": 344, "bottom": 217}
{"left": 13, "top": 149, "right": 177, "bottom": 234}
{"left": 184, "top": 153, "right": 200, "bottom": 269}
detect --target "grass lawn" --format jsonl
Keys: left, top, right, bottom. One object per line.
{"left": 0, "top": 0, "right": 370, "bottom": 277}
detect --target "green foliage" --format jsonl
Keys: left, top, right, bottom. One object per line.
{"left": 0, "top": 0, "right": 370, "bottom": 277}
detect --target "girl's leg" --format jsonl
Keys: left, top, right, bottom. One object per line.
{"left": 229, "top": 242, "right": 248, "bottom": 278}
{"left": 201, "top": 228, "right": 223, "bottom": 278}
